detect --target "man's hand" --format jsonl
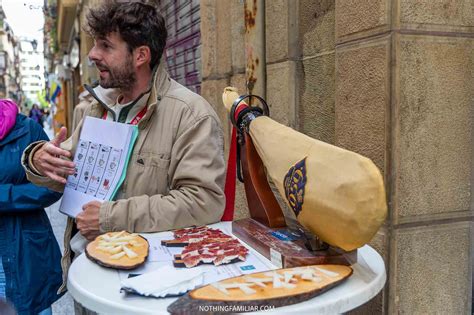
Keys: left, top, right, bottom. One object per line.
{"left": 32, "top": 127, "right": 75, "bottom": 184}
{"left": 76, "top": 201, "right": 102, "bottom": 241}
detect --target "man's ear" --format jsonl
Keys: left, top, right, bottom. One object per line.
{"left": 134, "top": 46, "right": 151, "bottom": 68}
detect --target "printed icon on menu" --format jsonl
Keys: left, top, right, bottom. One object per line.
{"left": 110, "top": 162, "right": 117, "bottom": 170}
{"left": 80, "top": 142, "right": 87, "bottom": 148}
{"left": 98, "top": 159, "right": 105, "bottom": 167}
{"left": 84, "top": 171, "right": 89, "bottom": 181}
{"left": 77, "top": 153, "right": 83, "bottom": 161}
{"left": 240, "top": 265, "right": 256, "bottom": 271}
{"left": 88, "top": 156, "right": 94, "bottom": 164}
{"left": 73, "top": 168, "right": 78, "bottom": 177}
{"left": 103, "top": 179, "right": 110, "bottom": 189}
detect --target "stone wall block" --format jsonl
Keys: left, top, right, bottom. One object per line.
{"left": 216, "top": 0, "right": 232, "bottom": 76}
{"left": 266, "top": 61, "right": 297, "bottom": 127}
{"left": 200, "top": 0, "right": 217, "bottom": 78}
{"left": 231, "top": 0, "right": 246, "bottom": 72}
{"left": 335, "top": 0, "right": 390, "bottom": 44}
{"left": 234, "top": 181, "right": 250, "bottom": 220}
{"left": 265, "top": 0, "right": 289, "bottom": 63}
{"left": 230, "top": 72, "right": 247, "bottom": 96}
{"left": 389, "top": 222, "right": 472, "bottom": 314}
{"left": 299, "top": 53, "right": 335, "bottom": 144}
{"left": 394, "top": 36, "right": 473, "bottom": 222}
{"left": 370, "top": 227, "right": 390, "bottom": 264}
{"left": 335, "top": 37, "right": 390, "bottom": 174}
{"left": 399, "top": 0, "right": 474, "bottom": 32}
{"left": 299, "top": 0, "right": 335, "bottom": 56}
{"left": 201, "top": 78, "right": 231, "bottom": 156}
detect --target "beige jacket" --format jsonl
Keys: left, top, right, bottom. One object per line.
{"left": 23, "top": 63, "right": 226, "bottom": 292}
{"left": 72, "top": 90, "right": 92, "bottom": 129}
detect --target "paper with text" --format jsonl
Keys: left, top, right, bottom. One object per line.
{"left": 59, "top": 116, "right": 138, "bottom": 217}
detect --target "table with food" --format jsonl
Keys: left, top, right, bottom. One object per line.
{"left": 69, "top": 222, "right": 385, "bottom": 314}
{"left": 67, "top": 87, "right": 387, "bottom": 314}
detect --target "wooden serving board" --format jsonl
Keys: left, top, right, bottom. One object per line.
{"left": 232, "top": 218, "right": 356, "bottom": 267}
{"left": 168, "top": 264, "right": 353, "bottom": 314}
{"left": 172, "top": 254, "right": 243, "bottom": 268}
{"left": 161, "top": 239, "right": 189, "bottom": 247}
{"left": 85, "top": 232, "right": 149, "bottom": 270}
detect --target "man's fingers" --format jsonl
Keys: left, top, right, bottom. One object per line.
{"left": 77, "top": 226, "right": 96, "bottom": 241}
{"left": 41, "top": 162, "right": 74, "bottom": 178}
{"left": 45, "top": 155, "right": 75, "bottom": 171}
{"left": 85, "top": 233, "right": 97, "bottom": 241}
{"left": 44, "top": 142, "right": 72, "bottom": 159}
{"left": 79, "top": 229, "right": 88, "bottom": 238}
{"left": 82, "top": 200, "right": 102, "bottom": 210}
{"left": 51, "top": 127, "right": 68, "bottom": 147}
{"left": 43, "top": 170, "right": 67, "bottom": 184}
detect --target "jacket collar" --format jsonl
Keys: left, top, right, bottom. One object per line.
{"left": 85, "top": 61, "right": 171, "bottom": 124}
{"left": 0, "top": 114, "right": 28, "bottom": 147}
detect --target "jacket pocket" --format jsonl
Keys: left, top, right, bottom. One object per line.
{"left": 126, "top": 153, "right": 170, "bottom": 196}
{"left": 148, "top": 155, "right": 171, "bottom": 169}
{"left": 17, "top": 230, "right": 62, "bottom": 309}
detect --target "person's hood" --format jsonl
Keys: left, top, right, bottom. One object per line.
{"left": 0, "top": 114, "right": 29, "bottom": 147}
{"left": 0, "top": 99, "right": 19, "bottom": 140}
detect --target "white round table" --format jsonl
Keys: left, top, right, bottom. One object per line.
{"left": 68, "top": 222, "right": 386, "bottom": 314}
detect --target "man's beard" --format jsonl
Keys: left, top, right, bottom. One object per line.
{"left": 97, "top": 55, "right": 136, "bottom": 90}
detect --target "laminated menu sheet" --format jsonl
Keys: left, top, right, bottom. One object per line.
{"left": 59, "top": 116, "right": 139, "bottom": 218}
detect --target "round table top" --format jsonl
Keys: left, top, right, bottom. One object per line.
{"left": 68, "top": 222, "right": 386, "bottom": 314}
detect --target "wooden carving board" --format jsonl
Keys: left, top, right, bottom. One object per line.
{"left": 232, "top": 218, "right": 356, "bottom": 268}
{"left": 168, "top": 264, "right": 353, "bottom": 314}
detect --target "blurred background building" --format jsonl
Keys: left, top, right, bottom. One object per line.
{"left": 1, "top": 0, "right": 47, "bottom": 113}
{"left": 0, "top": 2, "right": 21, "bottom": 103}
{"left": 19, "top": 38, "right": 44, "bottom": 105}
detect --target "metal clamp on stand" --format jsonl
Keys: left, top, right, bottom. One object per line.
{"left": 230, "top": 94, "right": 268, "bottom": 183}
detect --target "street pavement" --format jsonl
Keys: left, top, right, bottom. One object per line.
{"left": 43, "top": 125, "right": 74, "bottom": 314}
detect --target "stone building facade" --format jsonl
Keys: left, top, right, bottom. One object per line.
{"left": 199, "top": 1, "right": 473, "bottom": 314}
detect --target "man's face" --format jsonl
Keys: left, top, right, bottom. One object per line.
{"left": 88, "top": 32, "right": 136, "bottom": 89}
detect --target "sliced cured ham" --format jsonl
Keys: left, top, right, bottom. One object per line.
{"left": 166, "top": 226, "right": 249, "bottom": 268}
{"left": 162, "top": 226, "right": 234, "bottom": 247}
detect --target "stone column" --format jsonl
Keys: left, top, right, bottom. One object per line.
{"left": 334, "top": 0, "right": 473, "bottom": 313}
{"left": 296, "top": 0, "right": 336, "bottom": 144}
{"left": 200, "top": 0, "right": 250, "bottom": 219}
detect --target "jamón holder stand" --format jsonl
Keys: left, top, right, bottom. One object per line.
{"left": 229, "top": 95, "right": 356, "bottom": 268}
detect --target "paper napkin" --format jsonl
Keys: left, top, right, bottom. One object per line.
{"left": 120, "top": 265, "right": 204, "bottom": 298}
